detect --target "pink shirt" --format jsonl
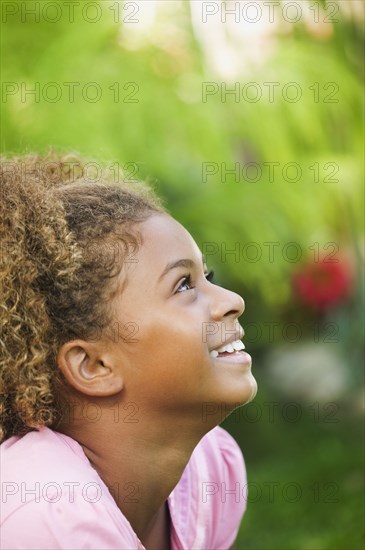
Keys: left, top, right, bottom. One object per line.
{"left": 1, "top": 426, "right": 247, "bottom": 549}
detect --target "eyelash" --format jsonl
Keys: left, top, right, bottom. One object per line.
{"left": 176, "top": 269, "right": 215, "bottom": 293}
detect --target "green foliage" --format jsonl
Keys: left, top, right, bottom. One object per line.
{"left": 224, "top": 386, "right": 364, "bottom": 550}
{"left": 1, "top": 1, "right": 363, "bottom": 314}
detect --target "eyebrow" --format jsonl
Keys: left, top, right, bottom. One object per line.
{"left": 159, "top": 255, "right": 206, "bottom": 282}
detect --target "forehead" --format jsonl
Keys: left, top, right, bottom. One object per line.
{"left": 138, "top": 214, "right": 202, "bottom": 266}
{"left": 111, "top": 215, "right": 203, "bottom": 311}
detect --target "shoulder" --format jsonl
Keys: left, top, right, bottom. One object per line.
{"left": 194, "top": 426, "right": 247, "bottom": 514}
{"left": 0, "top": 428, "right": 139, "bottom": 549}
{"left": 198, "top": 425, "right": 247, "bottom": 481}
{"left": 169, "top": 426, "right": 247, "bottom": 549}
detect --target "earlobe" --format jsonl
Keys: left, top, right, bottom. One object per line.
{"left": 57, "top": 341, "right": 124, "bottom": 397}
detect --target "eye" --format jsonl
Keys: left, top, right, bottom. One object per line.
{"left": 176, "top": 274, "right": 194, "bottom": 293}
{"left": 175, "top": 269, "right": 215, "bottom": 294}
{"left": 205, "top": 269, "right": 215, "bottom": 283}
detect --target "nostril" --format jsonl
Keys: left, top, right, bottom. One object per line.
{"left": 224, "top": 309, "right": 240, "bottom": 317}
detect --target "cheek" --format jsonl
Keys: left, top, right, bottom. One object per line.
{"left": 126, "top": 315, "right": 210, "bottom": 383}
{"left": 143, "top": 324, "right": 207, "bottom": 371}
{"left": 114, "top": 300, "right": 211, "bottom": 388}
{"left": 139, "top": 307, "right": 206, "bottom": 354}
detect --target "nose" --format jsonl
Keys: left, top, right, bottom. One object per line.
{"left": 210, "top": 284, "right": 245, "bottom": 321}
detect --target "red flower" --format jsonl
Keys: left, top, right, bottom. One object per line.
{"left": 292, "top": 256, "right": 353, "bottom": 312}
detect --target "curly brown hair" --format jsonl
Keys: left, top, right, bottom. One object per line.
{"left": 0, "top": 151, "right": 165, "bottom": 442}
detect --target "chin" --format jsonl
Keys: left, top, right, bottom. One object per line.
{"left": 205, "top": 373, "right": 258, "bottom": 423}
{"left": 244, "top": 377, "right": 258, "bottom": 404}
{"left": 226, "top": 373, "right": 258, "bottom": 408}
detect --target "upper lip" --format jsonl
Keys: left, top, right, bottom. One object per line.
{"left": 209, "top": 328, "right": 244, "bottom": 352}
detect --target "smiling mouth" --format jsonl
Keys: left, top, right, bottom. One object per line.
{"left": 209, "top": 339, "right": 245, "bottom": 358}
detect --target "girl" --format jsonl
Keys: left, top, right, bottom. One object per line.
{"left": 0, "top": 152, "right": 257, "bottom": 550}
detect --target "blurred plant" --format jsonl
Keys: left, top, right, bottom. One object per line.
{"left": 292, "top": 255, "right": 354, "bottom": 313}
{"left": 0, "top": 0, "right": 363, "bottom": 321}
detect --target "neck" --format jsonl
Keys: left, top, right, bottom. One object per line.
{"left": 58, "top": 401, "right": 217, "bottom": 541}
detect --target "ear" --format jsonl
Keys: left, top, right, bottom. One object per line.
{"left": 57, "top": 341, "right": 124, "bottom": 397}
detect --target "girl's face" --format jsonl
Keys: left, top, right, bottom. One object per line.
{"left": 107, "top": 214, "right": 257, "bottom": 421}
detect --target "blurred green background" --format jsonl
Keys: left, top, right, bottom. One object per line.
{"left": 1, "top": 1, "right": 364, "bottom": 548}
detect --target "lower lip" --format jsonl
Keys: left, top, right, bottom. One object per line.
{"left": 212, "top": 351, "right": 252, "bottom": 365}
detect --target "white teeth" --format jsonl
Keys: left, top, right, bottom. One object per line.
{"left": 212, "top": 339, "right": 245, "bottom": 356}
{"left": 232, "top": 340, "right": 245, "bottom": 351}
